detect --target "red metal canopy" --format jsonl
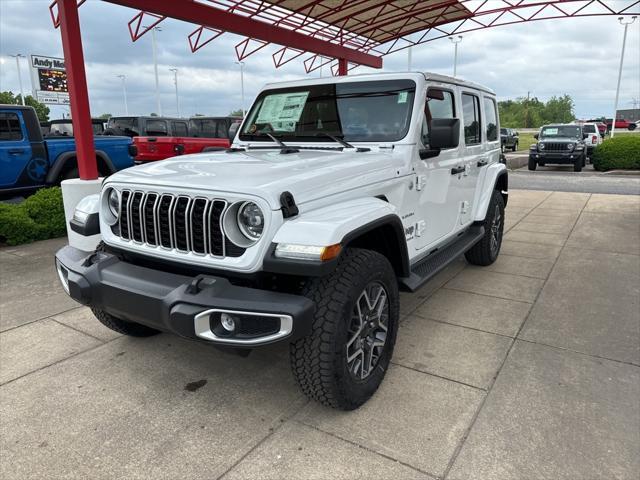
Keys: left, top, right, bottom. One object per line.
{"left": 50, "top": 0, "right": 639, "bottom": 180}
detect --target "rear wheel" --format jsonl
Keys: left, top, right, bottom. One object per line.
{"left": 465, "top": 190, "right": 504, "bottom": 266}
{"left": 290, "top": 248, "right": 399, "bottom": 410}
{"left": 528, "top": 157, "right": 537, "bottom": 171}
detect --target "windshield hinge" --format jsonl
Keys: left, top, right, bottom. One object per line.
{"left": 280, "top": 191, "right": 299, "bottom": 218}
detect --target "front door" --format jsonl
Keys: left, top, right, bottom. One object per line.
{"left": 414, "top": 86, "right": 467, "bottom": 251}
{"left": 0, "top": 111, "right": 37, "bottom": 189}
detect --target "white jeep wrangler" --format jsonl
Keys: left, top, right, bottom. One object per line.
{"left": 55, "top": 72, "right": 507, "bottom": 410}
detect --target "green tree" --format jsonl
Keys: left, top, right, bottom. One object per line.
{"left": 0, "top": 91, "right": 50, "bottom": 121}
{"left": 498, "top": 95, "right": 575, "bottom": 128}
{"left": 229, "top": 109, "right": 244, "bottom": 116}
{"left": 98, "top": 113, "right": 112, "bottom": 119}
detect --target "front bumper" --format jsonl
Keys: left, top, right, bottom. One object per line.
{"left": 529, "top": 151, "right": 583, "bottom": 165}
{"left": 55, "top": 245, "right": 314, "bottom": 347}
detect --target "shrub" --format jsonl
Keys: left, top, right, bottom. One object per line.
{"left": 0, "top": 187, "right": 66, "bottom": 246}
{"left": 592, "top": 135, "right": 640, "bottom": 171}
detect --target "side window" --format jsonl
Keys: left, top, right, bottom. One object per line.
{"left": 172, "top": 121, "right": 188, "bottom": 136}
{"left": 421, "top": 89, "right": 455, "bottom": 147}
{"left": 483, "top": 97, "right": 498, "bottom": 142}
{"left": 217, "top": 121, "right": 229, "bottom": 138}
{"left": 146, "top": 120, "right": 168, "bottom": 136}
{"left": 462, "top": 93, "right": 481, "bottom": 145}
{"left": 0, "top": 113, "right": 24, "bottom": 141}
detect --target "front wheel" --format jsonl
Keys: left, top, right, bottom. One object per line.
{"left": 290, "top": 248, "right": 399, "bottom": 410}
{"left": 528, "top": 157, "right": 537, "bottom": 171}
{"left": 574, "top": 155, "right": 583, "bottom": 172}
{"left": 511, "top": 142, "right": 518, "bottom": 152}
{"left": 465, "top": 189, "right": 505, "bottom": 266}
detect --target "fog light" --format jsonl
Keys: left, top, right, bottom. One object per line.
{"left": 55, "top": 259, "right": 70, "bottom": 295}
{"left": 220, "top": 313, "right": 236, "bottom": 332}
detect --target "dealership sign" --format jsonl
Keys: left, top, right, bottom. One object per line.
{"left": 30, "top": 55, "right": 70, "bottom": 105}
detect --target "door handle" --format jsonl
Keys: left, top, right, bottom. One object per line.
{"left": 477, "top": 160, "right": 488, "bottom": 167}
{"left": 8, "top": 149, "right": 25, "bottom": 154}
{"left": 451, "top": 166, "right": 465, "bottom": 175}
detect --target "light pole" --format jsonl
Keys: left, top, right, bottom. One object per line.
{"left": 9, "top": 54, "right": 26, "bottom": 105}
{"left": 117, "top": 75, "right": 128, "bottom": 115}
{"left": 169, "top": 68, "right": 180, "bottom": 117}
{"left": 611, "top": 16, "right": 636, "bottom": 138}
{"left": 449, "top": 35, "right": 462, "bottom": 77}
{"left": 149, "top": 26, "right": 163, "bottom": 116}
{"left": 235, "top": 61, "right": 245, "bottom": 116}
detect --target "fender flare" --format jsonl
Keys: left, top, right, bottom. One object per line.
{"left": 474, "top": 163, "right": 508, "bottom": 222}
{"left": 46, "top": 150, "right": 116, "bottom": 183}
{"left": 263, "top": 198, "right": 410, "bottom": 277}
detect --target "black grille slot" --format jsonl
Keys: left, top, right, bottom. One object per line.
{"left": 143, "top": 194, "right": 158, "bottom": 246}
{"left": 158, "top": 195, "right": 173, "bottom": 248}
{"left": 225, "top": 239, "right": 246, "bottom": 258}
{"left": 191, "top": 199, "right": 207, "bottom": 254}
{"left": 208, "top": 200, "right": 226, "bottom": 256}
{"left": 119, "top": 190, "right": 131, "bottom": 240}
{"left": 174, "top": 197, "right": 190, "bottom": 251}
{"left": 130, "top": 192, "right": 144, "bottom": 242}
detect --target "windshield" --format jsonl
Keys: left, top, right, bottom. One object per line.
{"left": 540, "top": 125, "right": 581, "bottom": 139}
{"left": 240, "top": 79, "right": 416, "bottom": 143}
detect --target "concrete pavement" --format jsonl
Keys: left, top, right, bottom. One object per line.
{"left": 1, "top": 190, "right": 639, "bottom": 479}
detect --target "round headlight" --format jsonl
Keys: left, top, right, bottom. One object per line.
{"left": 107, "top": 189, "right": 120, "bottom": 218}
{"left": 237, "top": 202, "right": 264, "bottom": 240}
{"left": 538, "top": 142, "right": 545, "bottom": 150}
{"left": 567, "top": 143, "right": 575, "bottom": 151}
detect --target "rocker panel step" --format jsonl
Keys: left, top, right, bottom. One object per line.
{"left": 400, "top": 226, "right": 485, "bottom": 292}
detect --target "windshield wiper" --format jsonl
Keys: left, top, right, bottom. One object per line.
{"left": 264, "top": 133, "right": 299, "bottom": 154}
{"left": 315, "top": 132, "right": 370, "bottom": 152}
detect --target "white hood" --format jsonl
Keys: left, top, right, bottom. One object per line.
{"left": 109, "top": 148, "right": 401, "bottom": 209}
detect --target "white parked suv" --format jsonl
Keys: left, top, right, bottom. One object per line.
{"left": 55, "top": 72, "right": 507, "bottom": 410}
{"left": 581, "top": 122, "right": 602, "bottom": 158}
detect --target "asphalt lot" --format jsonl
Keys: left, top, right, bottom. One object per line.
{"left": 1, "top": 189, "right": 639, "bottom": 479}
{"left": 505, "top": 153, "right": 640, "bottom": 195}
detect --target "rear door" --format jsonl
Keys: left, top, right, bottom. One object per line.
{"left": 0, "top": 111, "right": 38, "bottom": 189}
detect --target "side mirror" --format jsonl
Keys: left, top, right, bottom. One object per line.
{"left": 533, "top": 133, "right": 539, "bottom": 140}
{"left": 228, "top": 122, "right": 240, "bottom": 141}
{"left": 430, "top": 118, "right": 460, "bottom": 150}
{"left": 582, "top": 133, "right": 589, "bottom": 139}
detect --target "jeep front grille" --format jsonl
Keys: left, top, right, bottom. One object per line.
{"left": 117, "top": 190, "right": 245, "bottom": 258}
{"left": 543, "top": 142, "right": 568, "bottom": 152}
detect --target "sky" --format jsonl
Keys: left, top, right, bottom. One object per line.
{"left": 1, "top": 0, "right": 639, "bottom": 121}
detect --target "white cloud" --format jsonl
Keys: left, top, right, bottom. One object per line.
{"left": 1, "top": 0, "right": 638, "bottom": 120}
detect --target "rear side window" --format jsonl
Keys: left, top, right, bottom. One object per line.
{"left": 462, "top": 93, "right": 481, "bottom": 145}
{"left": 483, "top": 97, "right": 498, "bottom": 142}
{"left": 582, "top": 124, "right": 596, "bottom": 133}
{"left": 172, "top": 121, "right": 188, "bottom": 136}
{"left": 146, "top": 120, "right": 168, "bottom": 136}
{"left": 189, "top": 119, "right": 221, "bottom": 138}
{"left": 0, "top": 113, "right": 23, "bottom": 141}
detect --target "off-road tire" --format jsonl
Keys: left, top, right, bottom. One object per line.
{"left": 290, "top": 248, "right": 399, "bottom": 410}
{"left": 511, "top": 142, "right": 518, "bottom": 152}
{"left": 573, "top": 155, "right": 583, "bottom": 172}
{"left": 90, "top": 242, "right": 160, "bottom": 337}
{"left": 465, "top": 189, "right": 505, "bottom": 266}
{"left": 90, "top": 307, "right": 160, "bottom": 337}
{"left": 528, "top": 157, "right": 537, "bottom": 171}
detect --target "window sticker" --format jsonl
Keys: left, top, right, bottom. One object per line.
{"left": 256, "top": 92, "right": 310, "bottom": 125}
{"left": 397, "top": 91, "right": 408, "bottom": 104}
{"left": 543, "top": 128, "right": 558, "bottom": 135}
